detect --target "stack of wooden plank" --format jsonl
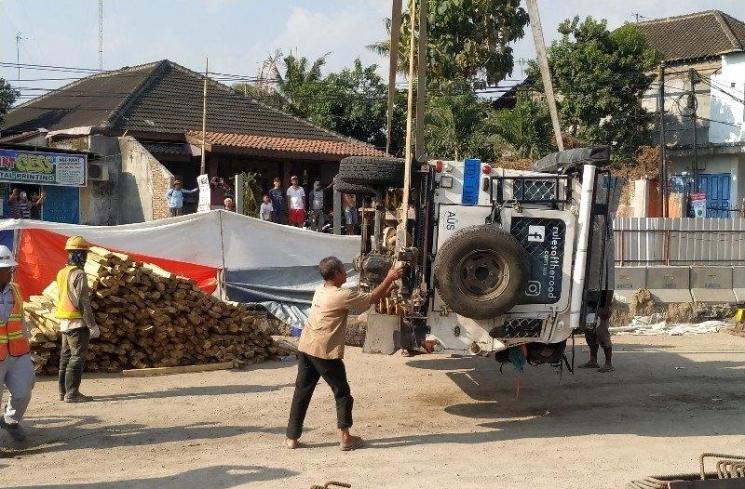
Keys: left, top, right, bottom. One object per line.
{"left": 24, "top": 246, "right": 288, "bottom": 374}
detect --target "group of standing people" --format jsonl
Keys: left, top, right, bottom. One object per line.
{"left": 7, "top": 188, "right": 45, "bottom": 220}
{"left": 165, "top": 174, "right": 360, "bottom": 234}
{"left": 261, "top": 176, "right": 327, "bottom": 230}
{"left": 165, "top": 178, "right": 235, "bottom": 217}
{"left": 261, "top": 176, "right": 359, "bottom": 234}
{"left": 1, "top": 235, "right": 97, "bottom": 443}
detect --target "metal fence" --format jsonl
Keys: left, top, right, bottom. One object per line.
{"left": 614, "top": 217, "right": 745, "bottom": 265}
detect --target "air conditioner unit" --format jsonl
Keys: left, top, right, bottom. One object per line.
{"left": 87, "top": 162, "right": 110, "bottom": 182}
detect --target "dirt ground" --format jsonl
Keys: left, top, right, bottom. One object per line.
{"left": 2, "top": 333, "right": 745, "bottom": 489}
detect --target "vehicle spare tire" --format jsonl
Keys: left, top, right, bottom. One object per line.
{"left": 338, "top": 156, "right": 405, "bottom": 187}
{"left": 332, "top": 177, "right": 377, "bottom": 197}
{"left": 433, "top": 225, "right": 528, "bottom": 320}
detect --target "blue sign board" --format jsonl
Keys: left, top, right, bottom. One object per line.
{"left": 461, "top": 158, "right": 481, "bottom": 206}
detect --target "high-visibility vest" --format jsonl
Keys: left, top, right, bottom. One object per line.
{"left": 55, "top": 265, "right": 83, "bottom": 320}
{"left": 0, "top": 283, "right": 30, "bottom": 361}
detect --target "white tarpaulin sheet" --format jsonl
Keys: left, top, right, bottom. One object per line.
{"left": 0, "top": 211, "right": 360, "bottom": 329}
{"left": 0, "top": 210, "right": 360, "bottom": 270}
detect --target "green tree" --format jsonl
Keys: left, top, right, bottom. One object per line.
{"left": 273, "top": 53, "right": 328, "bottom": 117}
{"left": 234, "top": 55, "right": 406, "bottom": 154}
{"left": 0, "top": 78, "right": 19, "bottom": 126}
{"left": 425, "top": 80, "right": 502, "bottom": 161}
{"left": 301, "top": 59, "right": 406, "bottom": 152}
{"left": 531, "top": 17, "right": 661, "bottom": 159}
{"left": 487, "top": 94, "right": 554, "bottom": 159}
{"left": 370, "top": 0, "right": 528, "bottom": 83}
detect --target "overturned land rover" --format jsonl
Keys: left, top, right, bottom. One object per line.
{"left": 334, "top": 146, "right": 618, "bottom": 369}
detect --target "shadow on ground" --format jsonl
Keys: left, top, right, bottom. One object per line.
{"left": 5, "top": 464, "right": 297, "bottom": 489}
{"left": 359, "top": 342, "right": 745, "bottom": 449}
{"left": 92, "top": 382, "right": 294, "bottom": 402}
{"left": 1, "top": 415, "right": 288, "bottom": 457}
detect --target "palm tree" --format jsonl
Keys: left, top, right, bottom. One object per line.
{"left": 272, "top": 52, "right": 329, "bottom": 117}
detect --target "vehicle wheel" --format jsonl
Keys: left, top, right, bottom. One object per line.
{"left": 333, "top": 177, "right": 377, "bottom": 197}
{"left": 338, "top": 156, "right": 405, "bottom": 187}
{"left": 433, "top": 224, "right": 528, "bottom": 320}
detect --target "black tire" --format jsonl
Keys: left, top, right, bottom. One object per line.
{"left": 433, "top": 225, "right": 528, "bottom": 320}
{"left": 338, "top": 156, "right": 405, "bottom": 187}
{"left": 332, "top": 177, "right": 376, "bottom": 197}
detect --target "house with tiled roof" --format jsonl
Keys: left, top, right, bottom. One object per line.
{"left": 635, "top": 10, "right": 745, "bottom": 217}
{"left": 0, "top": 59, "right": 384, "bottom": 224}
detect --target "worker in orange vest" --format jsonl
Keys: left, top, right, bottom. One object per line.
{"left": 56, "top": 236, "right": 99, "bottom": 403}
{"left": 0, "top": 244, "right": 34, "bottom": 442}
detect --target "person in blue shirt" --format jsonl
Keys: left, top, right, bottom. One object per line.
{"left": 268, "top": 177, "right": 287, "bottom": 224}
{"left": 166, "top": 180, "right": 198, "bottom": 217}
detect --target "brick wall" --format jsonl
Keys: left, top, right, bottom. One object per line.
{"left": 118, "top": 137, "right": 174, "bottom": 223}
{"left": 151, "top": 162, "right": 173, "bottom": 220}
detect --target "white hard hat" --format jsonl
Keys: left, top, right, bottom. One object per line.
{"left": 0, "top": 245, "right": 18, "bottom": 268}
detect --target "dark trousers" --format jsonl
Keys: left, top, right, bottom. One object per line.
{"left": 59, "top": 328, "right": 90, "bottom": 398}
{"left": 586, "top": 290, "right": 613, "bottom": 349}
{"left": 286, "top": 352, "right": 353, "bottom": 439}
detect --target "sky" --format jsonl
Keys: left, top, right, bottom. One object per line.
{"left": 2, "top": 0, "right": 745, "bottom": 101}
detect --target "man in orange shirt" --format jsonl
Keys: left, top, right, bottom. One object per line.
{"left": 286, "top": 256, "right": 402, "bottom": 451}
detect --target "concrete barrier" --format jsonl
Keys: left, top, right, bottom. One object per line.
{"left": 732, "top": 266, "right": 745, "bottom": 303}
{"left": 690, "top": 266, "right": 736, "bottom": 303}
{"left": 645, "top": 266, "right": 692, "bottom": 303}
{"left": 614, "top": 266, "right": 646, "bottom": 302}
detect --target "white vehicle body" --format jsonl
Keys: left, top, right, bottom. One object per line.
{"left": 426, "top": 158, "right": 591, "bottom": 355}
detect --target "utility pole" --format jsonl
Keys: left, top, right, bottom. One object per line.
{"left": 526, "top": 0, "right": 564, "bottom": 151}
{"left": 658, "top": 62, "right": 667, "bottom": 217}
{"left": 15, "top": 32, "right": 23, "bottom": 80}
{"left": 385, "top": 0, "right": 402, "bottom": 155}
{"left": 688, "top": 68, "right": 699, "bottom": 192}
{"left": 98, "top": 0, "right": 104, "bottom": 70}
{"left": 201, "top": 57, "right": 209, "bottom": 175}
{"left": 413, "top": 0, "right": 427, "bottom": 161}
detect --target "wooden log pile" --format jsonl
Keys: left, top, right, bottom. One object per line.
{"left": 25, "top": 246, "right": 288, "bottom": 374}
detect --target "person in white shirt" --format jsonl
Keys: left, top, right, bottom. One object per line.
{"left": 286, "top": 175, "right": 306, "bottom": 228}
{"left": 259, "top": 195, "right": 274, "bottom": 221}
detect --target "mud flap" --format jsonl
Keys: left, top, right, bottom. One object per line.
{"left": 363, "top": 311, "right": 401, "bottom": 355}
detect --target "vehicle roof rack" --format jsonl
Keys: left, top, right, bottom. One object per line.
{"left": 532, "top": 146, "right": 610, "bottom": 174}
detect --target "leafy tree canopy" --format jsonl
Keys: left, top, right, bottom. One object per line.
{"left": 370, "top": 0, "right": 528, "bottom": 83}
{"left": 530, "top": 17, "right": 661, "bottom": 159}
{"left": 0, "top": 78, "right": 19, "bottom": 126}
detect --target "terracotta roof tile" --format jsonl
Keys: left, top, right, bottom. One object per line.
{"left": 189, "top": 131, "right": 386, "bottom": 157}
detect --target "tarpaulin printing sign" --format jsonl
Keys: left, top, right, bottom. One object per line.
{"left": 0, "top": 148, "right": 87, "bottom": 187}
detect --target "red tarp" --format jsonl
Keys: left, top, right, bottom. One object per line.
{"left": 15, "top": 229, "right": 218, "bottom": 300}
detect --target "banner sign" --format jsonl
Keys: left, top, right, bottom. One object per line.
{"left": 197, "top": 174, "right": 211, "bottom": 212}
{"left": 0, "top": 148, "right": 87, "bottom": 187}
{"left": 690, "top": 191, "right": 706, "bottom": 218}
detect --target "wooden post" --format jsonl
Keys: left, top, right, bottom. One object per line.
{"left": 333, "top": 188, "right": 342, "bottom": 235}
{"left": 526, "top": 0, "right": 563, "bottom": 151}
{"left": 385, "top": 0, "right": 403, "bottom": 155}
{"left": 201, "top": 57, "right": 208, "bottom": 175}
{"left": 399, "top": 0, "right": 417, "bottom": 250}
{"left": 414, "top": 0, "right": 428, "bottom": 161}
